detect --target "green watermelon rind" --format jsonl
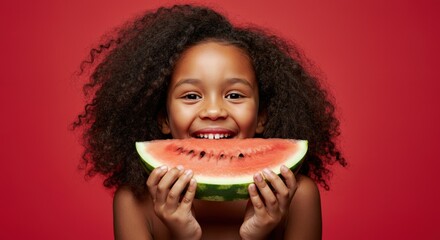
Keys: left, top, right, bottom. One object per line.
{"left": 136, "top": 139, "right": 307, "bottom": 201}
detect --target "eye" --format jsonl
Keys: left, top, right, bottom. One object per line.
{"left": 225, "top": 93, "right": 244, "bottom": 99}
{"left": 182, "top": 93, "right": 201, "bottom": 100}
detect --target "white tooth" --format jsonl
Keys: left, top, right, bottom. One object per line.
{"left": 220, "top": 134, "right": 224, "bottom": 139}
{"left": 198, "top": 134, "right": 202, "bottom": 138}
{"left": 204, "top": 134, "right": 208, "bottom": 139}
{"left": 208, "top": 134, "right": 214, "bottom": 139}
{"left": 225, "top": 134, "right": 229, "bottom": 138}
{"left": 215, "top": 134, "right": 220, "bottom": 139}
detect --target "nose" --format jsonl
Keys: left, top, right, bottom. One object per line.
{"left": 199, "top": 97, "right": 228, "bottom": 120}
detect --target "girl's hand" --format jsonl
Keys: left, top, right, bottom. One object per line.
{"left": 146, "top": 165, "right": 201, "bottom": 240}
{"left": 239, "top": 165, "right": 298, "bottom": 240}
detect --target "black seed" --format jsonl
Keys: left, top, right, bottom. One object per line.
{"left": 219, "top": 154, "right": 224, "bottom": 159}
{"left": 238, "top": 153, "right": 245, "bottom": 158}
{"left": 200, "top": 151, "right": 206, "bottom": 158}
{"left": 188, "top": 150, "right": 194, "bottom": 155}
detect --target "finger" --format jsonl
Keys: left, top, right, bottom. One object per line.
{"left": 280, "top": 165, "right": 298, "bottom": 209}
{"left": 156, "top": 165, "right": 184, "bottom": 204}
{"left": 280, "top": 165, "right": 297, "bottom": 192}
{"left": 248, "top": 183, "right": 267, "bottom": 217}
{"left": 179, "top": 178, "right": 197, "bottom": 211}
{"left": 146, "top": 165, "right": 168, "bottom": 198}
{"left": 254, "top": 172, "right": 278, "bottom": 213}
{"left": 263, "top": 168, "right": 290, "bottom": 208}
{"left": 166, "top": 169, "right": 193, "bottom": 209}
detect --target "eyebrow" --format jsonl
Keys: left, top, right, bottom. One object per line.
{"left": 227, "top": 78, "right": 253, "bottom": 88}
{"left": 173, "top": 78, "right": 201, "bottom": 89}
{"left": 173, "top": 77, "right": 253, "bottom": 89}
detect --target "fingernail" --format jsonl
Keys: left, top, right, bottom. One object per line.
{"left": 190, "top": 178, "right": 197, "bottom": 186}
{"left": 263, "top": 168, "right": 273, "bottom": 176}
{"left": 156, "top": 166, "right": 167, "bottom": 174}
{"left": 281, "top": 165, "right": 288, "bottom": 174}
{"left": 160, "top": 165, "right": 168, "bottom": 171}
{"left": 184, "top": 169, "right": 193, "bottom": 176}
{"left": 254, "top": 173, "right": 263, "bottom": 182}
{"left": 176, "top": 165, "right": 184, "bottom": 171}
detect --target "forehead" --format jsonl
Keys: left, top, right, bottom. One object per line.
{"left": 171, "top": 41, "right": 255, "bottom": 85}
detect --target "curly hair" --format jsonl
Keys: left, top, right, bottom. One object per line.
{"left": 73, "top": 4, "right": 346, "bottom": 198}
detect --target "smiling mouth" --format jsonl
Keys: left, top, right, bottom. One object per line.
{"left": 195, "top": 133, "right": 233, "bottom": 139}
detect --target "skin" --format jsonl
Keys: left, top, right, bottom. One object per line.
{"left": 113, "top": 42, "right": 322, "bottom": 239}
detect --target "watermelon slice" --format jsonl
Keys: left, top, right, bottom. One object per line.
{"left": 135, "top": 138, "right": 307, "bottom": 201}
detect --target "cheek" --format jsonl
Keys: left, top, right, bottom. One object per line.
{"left": 167, "top": 103, "right": 195, "bottom": 134}
{"left": 234, "top": 103, "right": 259, "bottom": 132}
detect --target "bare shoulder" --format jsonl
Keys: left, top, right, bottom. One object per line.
{"left": 294, "top": 175, "right": 321, "bottom": 202}
{"left": 113, "top": 186, "right": 151, "bottom": 216}
{"left": 285, "top": 175, "right": 322, "bottom": 240}
{"left": 113, "top": 186, "right": 153, "bottom": 240}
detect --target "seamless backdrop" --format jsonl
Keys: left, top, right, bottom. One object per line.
{"left": 1, "top": 0, "right": 439, "bottom": 239}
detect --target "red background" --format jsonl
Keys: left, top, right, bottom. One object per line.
{"left": 1, "top": 0, "right": 439, "bottom": 239}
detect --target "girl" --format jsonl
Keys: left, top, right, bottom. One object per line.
{"left": 74, "top": 4, "right": 346, "bottom": 239}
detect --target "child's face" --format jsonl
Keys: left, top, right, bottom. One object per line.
{"left": 161, "top": 41, "right": 264, "bottom": 139}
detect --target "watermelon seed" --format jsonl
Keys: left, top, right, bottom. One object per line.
{"left": 200, "top": 151, "right": 206, "bottom": 158}
{"left": 238, "top": 153, "right": 245, "bottom": 158}
{"left": 188, "top": 150, "right": 194, "bottom": 155}
{"left": 219, "top": 154, "right": 224, "bottom": 159}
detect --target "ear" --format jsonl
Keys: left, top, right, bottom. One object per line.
{"left": 255, "top": 111, "right": 267, "bottom": 134}
{"left": 158, "top": 111, "right": 171, "bottom": 135}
